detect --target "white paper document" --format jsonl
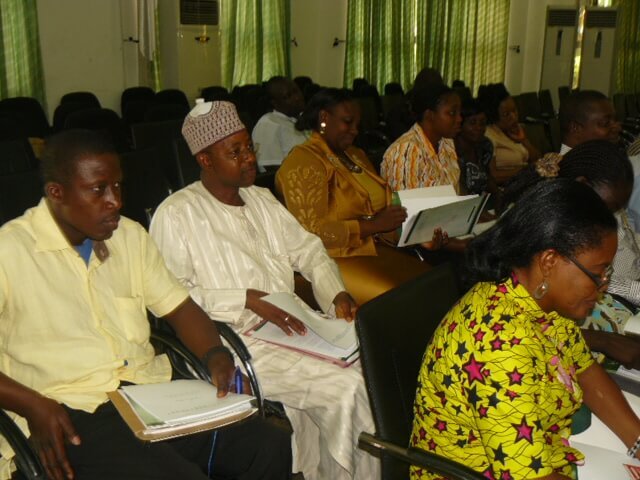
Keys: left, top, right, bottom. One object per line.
{"left": 262, "top": 292, "right": 357, "bottom": 350}
{"left": 120, "top": 380, "right": 255, "bottom": 427}
{"left": 396, "top": 185, "right": 489, "bottom": 247}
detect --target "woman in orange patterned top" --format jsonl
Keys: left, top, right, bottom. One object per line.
{"left": 412, "top": 179, "right": 640, "bottom": 480}
{"left": 381, "top": 84, "right": 462, "bottom": 192}
{"left": 276, "top": 88, "right": 431, "bottom": 304}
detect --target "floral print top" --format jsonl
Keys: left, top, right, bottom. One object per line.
{"left": 411, "top": 275, "right": 594, "bottom": 480}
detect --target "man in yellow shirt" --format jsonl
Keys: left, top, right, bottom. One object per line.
{"left": 0, "top": 130, "right": 290, "bottom": 480}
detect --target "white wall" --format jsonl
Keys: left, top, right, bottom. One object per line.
{"left": 504, "top": 0, "right": 578, "bottom": 95}
{"left": 36, "top": 0, "right": 577, "bottom": 120}
{"left": 290, "top": 0, "right": 348, "bottom": 87}
{"left": 36, "top": 0, "right": 127, "bottom": 119}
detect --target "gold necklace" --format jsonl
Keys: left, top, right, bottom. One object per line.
{"left": 338, "top": 152, "right": 362, "bottom": 173}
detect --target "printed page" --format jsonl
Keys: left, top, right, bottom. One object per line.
{"left": 248, "top": 321, "right": 357, "bottom": 360}
{"left": 573, "top": 442, "right": 640, "bottom": 479}
{"left": 120, "top": 380, "right": 254, "bottom": 426}
{"left": 262, "top": 292, "right": 357, "bottom": 350}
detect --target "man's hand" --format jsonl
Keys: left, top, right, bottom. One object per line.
{"left": 333, "top": 292, "right": 358, "bottom": 322}
{"left": 24, "top": 396, "right": 80, "bottom": 480}
{"left": 245, "top": 289, "right": 306, "bottom": 336}
{"left": 205, "top": 349, "right": 235, "bottom": 398}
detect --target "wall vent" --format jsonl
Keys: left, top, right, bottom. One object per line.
{"left": 547, "top": 9, "right": 578, "bottom": 27}
{"left": 585, "top": 10, "right": 617, "bottom": 28}
{"left": 180, "top": 0, "right": 218, "bottom": 26}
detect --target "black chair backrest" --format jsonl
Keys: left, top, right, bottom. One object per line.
{"left": 131, "top": 120, "right": 184, "bottom": 190}
{"left": 122, "top": 99, "right": 153, "bottom": 126}
{"left": 356, "top": 264, "right": 461, "bottom": 480}
{"left": 201, "top": 86, "right": 231, "bottom": 102}
{"left": 52, "top": 102, "right": 95, "bottom": 132}
{"left": 0, "top": 97, "right": 50, "bottom": 138}
{"left": 538, "top": 89, "right": 555, "bottom": 117}
{"left": 0, "top": 112, "right": 29, "bottom": 142}
{"left": 0, "top": 170, "right": 43, "bottom": 225}
{"left": 172, "top": 137, "right": 200, "bottom": 188}
{"left": 154, "top": 89, "right": 190, "bottom": 109}
{"left": 0, "top": 139, "right": 37, "bottom": 175}
{"left": 60, "top": 91, "right": 101, "bottom": 109}
{"left": 144, "top": 103, "right": 189, "bottom": 123}
{"left": 120, "top": 146, "right": 173, "bottom": 229}
{"left": 63, "top": 108, "right": 130, "bottom": 152}
{"left": 121, "top": 86, "right": 155, "bottom": 113}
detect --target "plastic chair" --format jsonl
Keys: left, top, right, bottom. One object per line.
{"left": 0, "top": 112, "right": 29, "bottom": 142}
{"left": 121, "top": 86, "right": 155, "bottom": 113}
{"left": 144, "top": 103, "right": 189, "bottom": 123}
{"left": 0, "top": 170, "right": 43, "bottom": 226}
{"left": 52, "top": 102, "right": 95, "bottom": 132}
{"left": 172, "top": 137, "right": 200, "bottom": 188}
{"left": 0, "top": 97, "right": 50, "bottom": 139}
{"left": 60, "top": 91, "right": 101, "bottom": 109}
{"left": 356, "top": 264, "right": 484, "bottom": 480}
{"left": 120, "top": 146, "right": 173, "bottom": 229}
{"left": 154, "top": 89, "right": 190, "bottom": 109}
{"left": 538, "top": 89, "right": 555, "bottom": 118}
{"left": 0, "top": 138, "right": 38, "bottom": 175}
{"left": 63, "top": 108, "right": 130, "bottom": 152}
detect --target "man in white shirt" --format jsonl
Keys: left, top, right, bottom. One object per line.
{"left": 150, "top": 100, "right": 379, "bottom": 480}
{"left": 252, "top": 77, "right": 308, "bottom": 171}
{"left": 558, "top": 90, "right": 621, "bottom": 155}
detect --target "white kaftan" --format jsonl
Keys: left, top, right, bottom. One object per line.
{"left": 150, "top": 182, "right": 378, "bottom": 480}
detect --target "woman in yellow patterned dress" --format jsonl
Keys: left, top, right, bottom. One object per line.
{"left": 412, "top": 179, "right": 640, "bottom": 479}
{"left": 275, "top": 88, "right": 431, "bottom": 304}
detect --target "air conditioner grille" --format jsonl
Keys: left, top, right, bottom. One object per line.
{"left": 586, "top": 10, "right": 617, "bottom": 28}
{"left": 180, "top": 0, "right": 218, "bottom": 26}
{"left": 547, "top": 9, "right": 577, "bottom": 27}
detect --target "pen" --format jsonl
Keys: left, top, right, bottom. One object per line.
{"left": 234, "top": 366, "right": 243, "bottom": 394}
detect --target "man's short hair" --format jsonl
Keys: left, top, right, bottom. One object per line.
{"left": 41, "top": 129, "right": 117, "bottom": 185}
{"left": 558, "top": 90, "right": 609, "bottom": 136}
{"left": 265, "top": 76, "right": 289, "bottom": 101}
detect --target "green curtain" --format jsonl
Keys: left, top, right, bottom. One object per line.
{"left": 220, "top": 0, "right": 290, "bottom": 89}
{"left": 0, "top": 0, "right": 46, "bottom": 104}
{"left": 345, "top": 0, "right": 423, "bottom": 92}
{"left": 344, "top": 0, "right": 510, "bottom": 95}
{"left": 611, "top": 0, "right": 640, "bottom": 92}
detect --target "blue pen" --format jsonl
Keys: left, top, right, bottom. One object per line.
{"left": 234, "top": 366, "right": 243, "bottom": 394}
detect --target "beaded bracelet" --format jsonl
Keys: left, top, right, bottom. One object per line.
{"left": 627, "top": 435, "right": 640, "bottom": 458}
{"left": 201, "top": 345, "right": 233, "bottom": 367}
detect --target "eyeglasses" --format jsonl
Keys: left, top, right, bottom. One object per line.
{"left": 565, "top": 255, "right": 614, "bottom": 289}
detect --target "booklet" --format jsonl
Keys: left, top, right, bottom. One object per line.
{"left": 395, "top": 185, "right": 490, "bottom": 247}
{"left": 244, "top": 292, "right": 359, "bottom": 367}
{"left": 108, "top": 379, "right": 257, "bottom": 442}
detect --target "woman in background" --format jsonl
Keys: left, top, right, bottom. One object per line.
{"left": 412, "top": 179, "right": 640, "bottom": 479}
{"left": 381, "top": 84, "right": 462, "bottom": 192}
{"left": 276, "top": 88, "right": 431, "bottom": 304}
{"left": 478, "top": 83, "right": 541, "bottom": 186}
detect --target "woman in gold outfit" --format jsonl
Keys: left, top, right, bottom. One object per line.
{"left": 276, "top": 88, "right": 431, "bottom": 304}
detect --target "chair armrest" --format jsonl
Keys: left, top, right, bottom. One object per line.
{"left": 358, "top": 432, "right": 485, "bottom": 480}
{"left": 150, "top": 328, "right": 211, "bottom": 382}
{"left": 214, "top": 322, "right": 265, "bottom": 416}
{"left": 0, "top": 410, "right": 45, "bottom": 479}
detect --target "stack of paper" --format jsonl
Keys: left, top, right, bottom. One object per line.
{"left": 396, "top": 185, "right": 490, "bottom": 247}
{"left": 245, "top": 292, "right": 359, "bottom": 367}
{"left": 109, "top": 379, "right": 257, "bottom": 441}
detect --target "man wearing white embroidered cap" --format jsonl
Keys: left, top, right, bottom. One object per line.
{"left": 150, "top": 100, "right": 379, "bottom": 480}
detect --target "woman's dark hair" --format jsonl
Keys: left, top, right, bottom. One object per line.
{"left": 41, "top": 129, "right": 116, "bottom": 185}
{"left": 477, "top": 83, "right": 510, "bottom": 124}
{"left": 460, "top": 98, "right": 485, "bottom": 123}
{"left": 411, "top": 84, "right": 456, "bottom": 122}
{"left": 465, "top": 178, "right": 617, "bottom": 284}
{"left": 295, "top": 88, "right": 353, "bottom": 131}
{"left": 503, "top": 139, "right": 633, "bottom": 207}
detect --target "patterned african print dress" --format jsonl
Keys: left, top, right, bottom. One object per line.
{"left": 411, "top": 275, "right": 594, "bottom": 480}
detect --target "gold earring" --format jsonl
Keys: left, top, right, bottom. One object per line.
{"left": 320, "top": 121, "right": 327, "bottom": 135}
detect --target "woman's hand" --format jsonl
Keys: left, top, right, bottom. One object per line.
{"left": 372, "top": 205, "right": 407, "bottom": 233}
{"left": 506, "top": 123, "right": 526, "bottom": 143}
{"left": 245, "top": 289, "right": 307, "bottom": 336}
{"left": 421, "top": 228, "right": 449, "bottom": 251}
{"left": 333, "top": 291, "right": 358, "bottom": 322}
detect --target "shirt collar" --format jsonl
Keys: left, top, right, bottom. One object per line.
{"left": 559, "top": 144, "right": 572, "bottom": 156}
{"left": 33, "top": 198, "right": 110, "bottom": 261}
